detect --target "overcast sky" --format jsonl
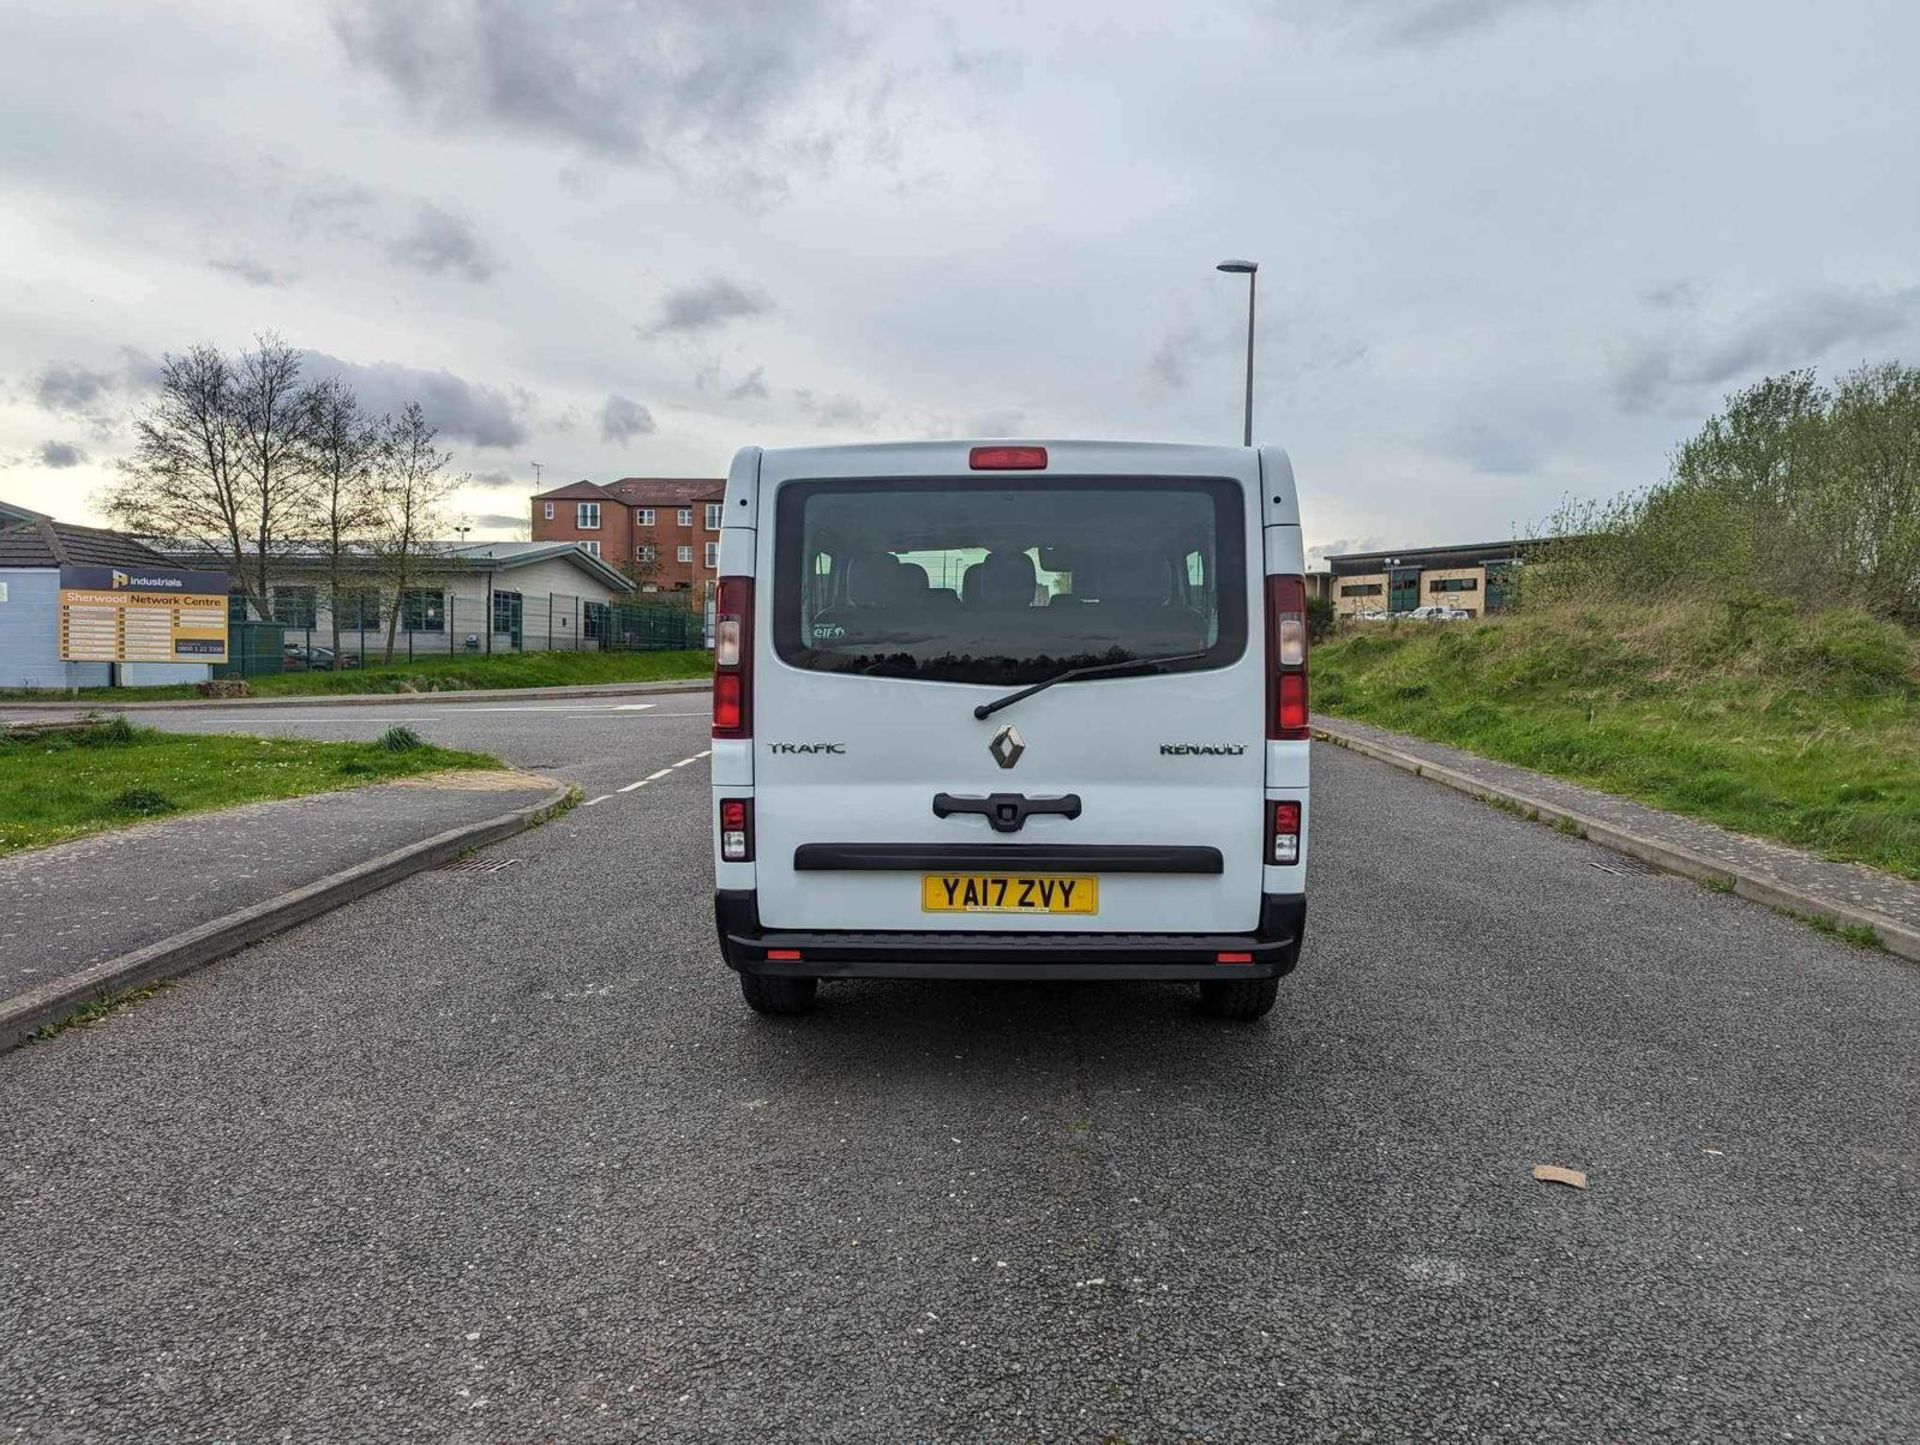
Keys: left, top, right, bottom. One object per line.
{"left": 3, "top": 0, "right": 1916, "bottom": 555}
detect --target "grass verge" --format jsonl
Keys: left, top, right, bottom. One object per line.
{"left": 1315, "top": 600, "right": 1920, "bottom": 879}
{"left": 0, "top": 718, "right": 499, "bottom": 856}
{"left": 0, "top": 648, "right": 713, "bottom": 702}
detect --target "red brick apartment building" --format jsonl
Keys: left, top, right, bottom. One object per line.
{"left": 531, "top": 477, "right": 725, "bottom": 594}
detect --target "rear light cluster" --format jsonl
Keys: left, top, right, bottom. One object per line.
{"left": 720, "top": 798, "right": 754, "bottom": 861}
{"left": 1266, "top": 574, "right": 1309, "bottom": 741}
{"left": 713, "top": 576, "right": 753, "bottom": 739}
{"left": 1270, "top": 800, "right": 1302, "bottom": 866}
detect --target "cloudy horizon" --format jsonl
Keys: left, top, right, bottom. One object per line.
{"left": 3, "top": 0, "right": 1916, "bottom": 555}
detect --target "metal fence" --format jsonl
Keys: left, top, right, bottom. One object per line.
{"left": 219, "top": 589, "right": 707, "bottom": 676}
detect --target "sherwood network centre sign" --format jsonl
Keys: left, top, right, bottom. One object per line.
{"left": 57, "top": 565, "right": 230, "bottom": 664}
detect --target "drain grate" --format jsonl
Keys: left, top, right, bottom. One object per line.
{"left": 1587, "top": 854, "right": 1661, "bottom": 878}
{"left": 439, "top": 857, "right": 521, "bottom": 875}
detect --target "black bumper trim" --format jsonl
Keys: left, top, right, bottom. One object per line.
{"left": 792, "top": 843, "right": 1223, "bottom": 874}
{"left": 715, "top": 890, "right": 1304, "bottom": 982}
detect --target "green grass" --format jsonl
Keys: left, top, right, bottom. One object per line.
{"left": 0, "top": 648, "right": 713, "bottom": 702}
{"left": 1315, "top": 601, "right": 1920, "bottom": 879}
{"left": 29, "top": 984, "right": 170, "bottom": 1042}
{"left": 0, "top": 720, "right": 499, "bottom": 856}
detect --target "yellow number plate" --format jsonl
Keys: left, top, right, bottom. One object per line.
{"left": 921, "top": 874, "right": 1099, "bottom": 915}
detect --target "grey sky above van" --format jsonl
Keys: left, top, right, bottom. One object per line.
{"left": 2, "top": 0, "right": 1916, "bottom": 554}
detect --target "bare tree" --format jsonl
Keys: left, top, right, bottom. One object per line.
{"left": 101, "top": 346, "right": 251, "bottom": 601}
{"left": 231, "top": 333, "right": 316, "bottom": 614}
{"left": 374, "top": 402, "right": 461, "bottom": 663}
{"left": 300, "top": 377, "right": 385, "bottom": 667}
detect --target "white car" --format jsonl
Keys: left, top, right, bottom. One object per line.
{"left": 1405, "top": 604, "right": 1471, "bottom": 621}
{"left": 709, "top": 440, "right": 1311, "bottom": 1021}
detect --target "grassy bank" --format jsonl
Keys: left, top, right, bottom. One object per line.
{"left": 1315, "top": 602, "right": 1920, "bottom": 879}
{"left": 0, "top": 648, "right": 712, "bottom": 703}
{"left": 0, "top": 719, "right": 499, "bottom": 856}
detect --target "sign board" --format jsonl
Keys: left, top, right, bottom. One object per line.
{"left": 57, "top": 565, "right": 229, "bottom": 664}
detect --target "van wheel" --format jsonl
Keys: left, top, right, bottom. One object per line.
{"left": 740, "top": 971, "right": 817, "bottom": 1016}
{"left": 1198, "top": 977, "right": 1279, "bottom": 1021}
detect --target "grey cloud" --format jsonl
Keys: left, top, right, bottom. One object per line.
{"left": 1307, "top": 537, "right": 1386, "bottom": 562}
{"left": 472, "top": 512, "right": 527, "bottom": 529}
{"left": 1612, "top": 283, "right": 1920, "bottom": 413}
{"left": 1148, "top": 326, "right": 1207, "bottom": 392}
{"left": 599, "top": 394, "right": 656, "bottom": 442}
{"left": 793, "top": 388, "right": 881, "bottom": 430}
{"left": 645, "top": 278, "right": 770, "bottom": 335}
{"left": 966, "top": 408, "right": 1027, "bottom": 436}
{"left": 331, "top": 0, "right": 871, "bottom": 177}
{"left": 33, "top": 363, "right": 115, "bottom": 415}
{"left": 386, "top": 202, "right": 498, "bottom": 282}
{"left": 209, "top": 255, "right": 296, "bottom": 288}
{"left": 1639, "top": 278, "right": 1702, "bottom": 311}
{"left": 301, "top": 351, "right": 531, "bottom": 447}
{"left": 470, "top": 469, "right": 521, "bottom": 487}
{"left": 37, "top": 441, "right": 87, "bottom": 469}
{"left": 1329, "top": 0, "right": 1593, "bottom": 48}
{"left": 726, "top": 367, "right": 769, "bottom": 401}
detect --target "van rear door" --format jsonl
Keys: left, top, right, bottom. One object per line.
{"left": 750, "top": 445, "right": 1266, "bottom": 935}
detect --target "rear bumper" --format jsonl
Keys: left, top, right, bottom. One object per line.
{"left": 715, "top": 890, "right": 1306, "bottom": 982}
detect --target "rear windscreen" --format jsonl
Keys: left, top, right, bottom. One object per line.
{"left": 773, "top": 476, "right": 1247, "bottom": 686}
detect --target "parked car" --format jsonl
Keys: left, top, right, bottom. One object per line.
{"left": 282, "top": 643, "right": 361, "bottom": 672}
{"left": 710, "top": 439, "right": 1310, "bottom": 1022}
{"left": 1405, "top": 605, "right": 1472, "bottom": 621}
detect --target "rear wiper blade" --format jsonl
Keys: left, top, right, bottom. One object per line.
{"left": 972, "top": 651, "right": 1209, "bottom": 721}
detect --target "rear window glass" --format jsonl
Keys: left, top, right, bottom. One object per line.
{"left": 773, "top": 477, "right": 1246, "bottom": 686}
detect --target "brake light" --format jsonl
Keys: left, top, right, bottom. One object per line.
{"left": 1266, "top": 574, "right": 1309, "bottom": 740}
{"left": 1270, "top": 800, "right": 1302, "bottom": 866}
{"left": 713, "top": 576, "right": 753, "bottom": 739}
{"left": 969, "top": 445, "right": 1047, "bottom": 470}
{"left": 720, "top": 797, "right": 754, "bottom": 861}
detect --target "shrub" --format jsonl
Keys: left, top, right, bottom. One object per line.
{"left": 76, "top": 716, "right": 139, "bottom": 747}
{"left": 108, "top": 787, "right": 178, "bottom": 816}
{"left": 375, "top": 724, "right": 426, "bottom": 752}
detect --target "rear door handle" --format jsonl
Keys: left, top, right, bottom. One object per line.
{"left": 932, "top": 792, "right": 1082, "bottom": 835}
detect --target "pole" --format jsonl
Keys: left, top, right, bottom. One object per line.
{"left": 1241, "top": 269, "right": 1256, "bottom": 448}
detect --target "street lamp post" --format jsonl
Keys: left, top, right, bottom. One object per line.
{"left": 1216, "top": 259, "right": 1258, "bottom": 447}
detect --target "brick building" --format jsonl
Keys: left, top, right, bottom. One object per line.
{"left": 530, "top": 477, "right": 725, "bottom": 595}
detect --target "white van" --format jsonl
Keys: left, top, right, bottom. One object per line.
{"left": 710, "top": 441, "right": 1311, "bottom": 1020}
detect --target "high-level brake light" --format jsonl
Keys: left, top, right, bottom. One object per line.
{"left": 1266, "top": 574, "right": 1310, "bottom": 740}
{"left": 969, "top": 445, "right": 1047, "bottom": 470}
{"left": 713, "top": 576, "right": 753, "bottom": 739}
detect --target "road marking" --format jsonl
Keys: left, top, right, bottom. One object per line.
{"left": 583, "top": 794, "right": 615, "bottom": 806}
{"left": 617, "top": 777, "right": 650, "bottom": 793}
{"left": 614, "top": 704, "right": 658, "bottom": 711}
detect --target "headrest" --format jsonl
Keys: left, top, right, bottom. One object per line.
{"left": 970, "top": 549, "right": 1037, "bottom": 607}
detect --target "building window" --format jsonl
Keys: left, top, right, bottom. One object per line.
{"left": 636, "top": 508, "right": 655, "bottom": 526}
{"left": 401, "top": 588, "right": 445, "bottom": 632}
{"left": 581, "top": 540, "right": 601, "bottom": 558}
{"left": 704, "top": 503, "right": 722, "bottom": 530}
{"left": 677, "top": 545, "right": 693, "bottom": 563}
{"left": 577, "top": 501, "right": 601, "bottom": 529}
{"left": 1340, "top": 583, "right": 1384, "bottom": 598}
{"left": 677, "top": 508, "right": 692, "bottom": 526}
{"left": 638, "top": 544, "right": 655, "bottom": 562}
{"left": 583, "top": 602, "right": 607, "bottom": 640}
{"left": 271, "top": 585, "right": 317, "bottom": 628}
{"left": 704, "top": 541, "right": 719, "bottom": 568}
{"left": 336, "top": 587, "right": 382, "bottom": 630}
{"left": 1429, "top": 577, "right": 1479, "bottom": 593}
{"left": 543, "top": 501, "right": 555, "bottom": 520}
{"left": 491, "top": 589, "right": 522, "bottom": 635}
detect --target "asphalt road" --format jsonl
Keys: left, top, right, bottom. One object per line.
{"left": 2, "top": 703, "right": 1916, "bottom": 1442}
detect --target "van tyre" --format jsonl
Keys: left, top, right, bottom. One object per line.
{"left": 1198, "top": 976, "right": 1279, "bottom": 1021}
{"left": 740, "top": 971, "right": 817, "bottom": 1016}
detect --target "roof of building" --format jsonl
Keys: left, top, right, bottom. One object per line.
{"left": 533, "top": 480, "right": 617, "bottom": 502}
{"left": 157, "top": 538, "right": 634, "bottom": 594}
{"left": 0, "top": 517, "right": 187, "bottom": 571}
{"left": 0, "top": 498, "right": 51, "bottom": 527}
{"left": 605, "top": 477, "right": 724, "bottom": 505}
{"left": 1323, "top": 538, "right": 1545, "bottom": 576}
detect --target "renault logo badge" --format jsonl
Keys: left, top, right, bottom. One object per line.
{"left": 988, "top": 724, "right": 1025, "bottom": 770}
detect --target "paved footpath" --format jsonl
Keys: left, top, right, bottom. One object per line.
{"left": 1315, "top": 714, "right": 1920, "bottom": 955}
{"left": 0, "top": 772, "right": 560, "bottom": 1007}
